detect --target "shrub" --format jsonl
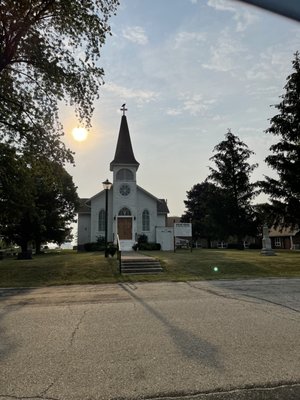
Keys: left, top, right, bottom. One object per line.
{"left": 138, "top": 242, "right": 161, "bottom": 251}
{"left": 96, "top": 236, "right": 105, "bottom": 245}
{"left": 105, "top": 244, "right": 117, "bottom": 257}
{"left": 137, "top": 234, "right": 148, "bottom": 244}
{"left": 227, "top": 243, "right": 244, "bottom": 250}
{"left": 249, "top": 243, "right": 262, "bottom": 249}
{"left": 83, "top": 242, "right": 105, "bottom": 252}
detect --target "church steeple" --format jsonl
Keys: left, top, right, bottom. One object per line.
{"left": 110, "top": 109, "right": 139, "bottom": 171}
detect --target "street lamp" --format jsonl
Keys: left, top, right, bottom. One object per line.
{"left": 102, "top": 179, "right": 112, "bottom": 257}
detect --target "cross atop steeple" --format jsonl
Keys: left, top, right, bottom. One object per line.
{"left": 120, "top": 103, "right": 127, "bottom": 115}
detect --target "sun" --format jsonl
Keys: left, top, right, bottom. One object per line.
{"left": 72, "top": 127, "right": 88, "bottom": 142}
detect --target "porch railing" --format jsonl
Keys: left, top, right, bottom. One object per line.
{"left": 116, "top": 234, "right": 122, "bottom": 273}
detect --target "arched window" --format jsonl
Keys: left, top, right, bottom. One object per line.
{"left": 142, "top": 209, "right": 150, "bottom": 231}
{"left": 116, "top": 168, "right": 133, "bottom": 181}
{"left": 98, "top": 209, "right": 105, "bottom": 231}
{"left": 118, "top": 207, "right": 131, "bottom": 216}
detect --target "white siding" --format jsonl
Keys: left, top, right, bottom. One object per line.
{"left": 77, "top": 214, "right": 91, "bottom": 245}
{"left": 90, "top": 190, "right": 114, "bottom": 242}
{"left": 137, "top": 189, "right": 159, "bottom": 242}
{"left": 157, "top": 215, "right": 166, "bottom": 227}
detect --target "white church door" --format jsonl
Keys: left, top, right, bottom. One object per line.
{"left": 118, "top": 217, "right": 132, "bottom": 240}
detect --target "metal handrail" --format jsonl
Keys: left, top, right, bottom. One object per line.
{"left": 116, "top": 234, "right": 122, "bottom": 273}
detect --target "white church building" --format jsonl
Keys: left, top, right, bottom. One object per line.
{"left": 77, "top": 107, "right": 171, "bottom": 251}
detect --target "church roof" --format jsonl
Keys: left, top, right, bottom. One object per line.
{"left": 137, "top": 185, "right": 169, "bottom": 215}
{"left": 157, "top": 199, "right": 169, "bottom": 214}
{"left": 78, "top": 198, "right": 91, "bottom": 214}
{"left": 110, "top": 115, "right": 139, "bottom": 170}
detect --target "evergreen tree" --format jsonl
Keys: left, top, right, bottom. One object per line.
{"left": 261, "top": 52, "right": 300, "bottom": 227}
{"left": 208, "top": 130, "right": 258, "bottom": 241}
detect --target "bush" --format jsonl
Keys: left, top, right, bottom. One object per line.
{"left": 227, "top": 243, "right": 244, "bottom": 250}
{"left": 137, "top": 234, "right": 148, "bottom": 244}
{"left": 249, "top": 243, "right": 262, "bottom": 249}
{"left": 105, "top": 244, "right": 117, "bottom": 257}
{"left": 96, "top": 236, "right": 105, "bottom": 245}
{"left": 138, "top": 242, "right": 161, "bottom": 251}
{"left": 83, "top": 242, "right": 105, "bottom": 252}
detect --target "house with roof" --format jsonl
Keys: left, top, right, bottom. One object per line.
{"left": 77, "top": 107, "right": 170, "bottom": 251}
{"left": 269, "top": 226, "right": 300, "bottom": 250}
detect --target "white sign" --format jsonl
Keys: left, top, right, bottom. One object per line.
{"left": 174, "top": 223, "right": 192, "bottom": 237}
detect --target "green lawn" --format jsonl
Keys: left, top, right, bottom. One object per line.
{"left": 0, "top": 249, "right": 299, "bottom": 287}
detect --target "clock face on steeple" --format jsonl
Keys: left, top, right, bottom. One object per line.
{"left": 119, "top": 184, "right": 131, "bottom": 196}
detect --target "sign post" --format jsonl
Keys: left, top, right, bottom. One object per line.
{"left": 174, "top": 223, "right": 192, "bottom": 252}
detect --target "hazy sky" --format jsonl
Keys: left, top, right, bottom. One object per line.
{"left": 62, "top": 0, "right": 300, "bottom": 217}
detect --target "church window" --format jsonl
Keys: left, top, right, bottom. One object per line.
{"left": 274, "top": 237, "right": 281, "bottom": 247}
{"left": 142, "top": 209, "right": 150, "bottom": 231}
{"left": 116, "top": 168, "right": 133, "bottom": 181}
{"left": 118, "top": 207, "right": 131, "bottom": 216}
{"left": 98, "top": 209, "right": 105, "bottom": 231}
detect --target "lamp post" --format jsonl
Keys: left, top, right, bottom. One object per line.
{"left": 102, "top": 179, "right": 112, "bottom": 257}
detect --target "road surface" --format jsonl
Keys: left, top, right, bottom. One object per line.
{"left": 0, "top": 278, "right": 299, "bottom": 399}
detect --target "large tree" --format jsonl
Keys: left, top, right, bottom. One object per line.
{"left": 1, "top": 148, "right": 79, "bottom": 253}
{"left": 0, "top": 0, "right": 119, "bottom": 163}
{"left": 0, "top": 143, "right": 33, "bottom": 228}
{"left": 208, "top": 130, "right": 258, "bottom": 241}
{"left": 261, "top": 52, "right": 300, "bottom": 227}
{"left": 182, "top": 181, "right": 232, "bottom": 247}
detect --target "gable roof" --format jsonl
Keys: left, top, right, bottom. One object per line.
{"left": 110, "top": 115, "right": 139, "bottom": 170}
{"left": 78, "top": 198, "right": 91, "bottom": 214}
{"left": 269, "top": 226, "right": 299, "bottom": 237}
{"left": 157, "top": 199, "right": 169, "bottom": 214}
{"left": 137, "top": 185, "right": 169, "bottom": 214}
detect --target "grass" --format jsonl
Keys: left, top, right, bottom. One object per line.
{"left": 0, "top": 248, "right": 299, "bottom": 288}
{"left": 0, "top": 250, "right": 120, "bottom": 287}
{"left": 141, "top": 248, "right": 300, "bottom": 282}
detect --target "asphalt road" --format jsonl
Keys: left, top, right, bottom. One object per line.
{"left": 0, "top": 278, "right": 299, "bottom": 400}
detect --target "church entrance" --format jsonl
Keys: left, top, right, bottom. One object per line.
{"left": 117, "top": 217, "right": 132, "bottom": 240}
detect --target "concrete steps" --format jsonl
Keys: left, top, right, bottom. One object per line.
{"left": 120, "top": 253, "right": 163, "bottom": 274}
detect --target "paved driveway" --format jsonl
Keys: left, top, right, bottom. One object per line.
{"left": 0, "top": 279, "right": 299, "bottom": 399}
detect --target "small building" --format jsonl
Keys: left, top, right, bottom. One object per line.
{"left": 166, "top": 216, "right": 182, "bottom": 227}
{"left": 269, "top": 227, "right": 300, "bottom": 250}
{"left": 77, "top": 108, "right": 170, "bottom": 251}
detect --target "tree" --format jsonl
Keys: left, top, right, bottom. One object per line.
{"left": 1, "top": 150, "right": 79, "bottom": 253}
{"left": 0, "top": 0, "right": 119, "bottom": 163}
{"left": 261, "top": 52, "right": 300, "bottom": 227}
{"left": 208, "top": 130, "right": 258, "bottom": 241}
{"left": 0, "top": 143, "right": 34, "bottom": 233}
{"left": 29, "top": 157, "right": 79, "bottom": 253}
{"left": 181, "top": 181, "right": 232, "bottom": 247}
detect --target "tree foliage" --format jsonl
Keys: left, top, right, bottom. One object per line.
{"left": 181, "top": 181, "right": 231, "bottom": 246}
{"left": 0, "top": 143, "right": 33, "bottom": 228}
{"left": 208, "top": 130, "right": 258, "bottom": 240}
{"left": 261, "top": 52, "right": 300, "bottom": 227}
{"left": 0, "top": 145, "right": 79, "bottom": 252}
{"left": 0, "top": 0, "right": 119, "bottom": 163}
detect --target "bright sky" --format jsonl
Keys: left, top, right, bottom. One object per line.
{"left": 62, "top": 0, "right": 300, "bottom": 217}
